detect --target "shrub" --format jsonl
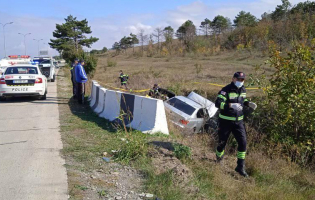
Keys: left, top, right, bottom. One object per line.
{"left": 254, "top": 42, "right": 315, "bottom": 165}
{"left": 173, "top": 143, "right": 192, "bottom": 160}
{"left": 114, "top": 131, "right": 148, "bottom": 164}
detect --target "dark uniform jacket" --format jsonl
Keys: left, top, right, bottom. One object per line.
{"left": 215, "top": 82, "right": 249, "bottom": 121}
{"left": 119, "top": 73, "right": 129, "bottom": 83}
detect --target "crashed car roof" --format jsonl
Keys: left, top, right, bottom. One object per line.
{"left": 175, "top": 96, "right": 204, "bottom": 110}
{"left": 187, "top": 92, "right": 218, "bottom": 118}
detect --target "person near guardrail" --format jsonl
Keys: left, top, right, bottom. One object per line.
{"left": 119, "top": 70, "right": 129, "bottom": 89}
{"left": 148, "top": 84, "right": 161, "bottom": 98}
{"left": 75, "top": 60, "right": 88, "bottom": 104}
{"left": 214, "top": 72, "right": 257, "bottom": 177}
{"left": 70, "top": 58, "right": 79, "bottom": 98}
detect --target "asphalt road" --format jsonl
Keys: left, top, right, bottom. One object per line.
{"left": 0, "top": 79, "right": 68, "bottom": 200}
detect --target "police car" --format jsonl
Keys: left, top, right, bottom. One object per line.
{"left": 0, "top": 55, "right": 32, "bottom": 74}
{"left": 0, "top": 63, "right": 48, "bottom": 100}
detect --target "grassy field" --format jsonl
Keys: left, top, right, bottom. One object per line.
{"left": 91, "top": 50, "right": 270, "bottom": 100}
{"left": 58, "top": 50, "right": 315, "bottom": 200}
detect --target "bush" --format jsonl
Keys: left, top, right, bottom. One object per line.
{"left": 63, "top": 49, "right": 98, "bottom": 76}
{"left": 114, "top": 131, "right": 148, "bottom": 164}
{"left": 254, "top": 42, "right": 315, "bottom": 165}
{"left": 173, "top": 143, "right": 191, "bottom": 160}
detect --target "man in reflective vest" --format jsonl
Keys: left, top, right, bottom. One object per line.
{"left": 215, "top": 72, "right": 257, "bottom": 177}
{"left": 119, "top": 70, "right": 129, "bottom": 89}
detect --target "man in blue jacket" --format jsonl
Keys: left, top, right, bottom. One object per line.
{"left": 71, "top": 58, "right": 79, "bottom": 98}
{"left": 75, "top": 60, "right": 88, "bottom": 104}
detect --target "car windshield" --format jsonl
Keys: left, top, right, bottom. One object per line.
{"left": 5, "top": 67, "right": 38, "bottom": 75}
{"left": 167, "top": 98, "right": 196, "bottom": 115}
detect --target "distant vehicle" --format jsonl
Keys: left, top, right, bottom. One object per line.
{"left": 53, "top": 61, "right": 60, "bottom": 68}
{"left": 57, "top": 59, "right": 66, "bottom": 67}
{"left": 0, "top": 55, "right": 32, "bottom": 75}
{"left": 33, "top": 57, "right": 56, "bottom": 82}
{"left": 0, "top": 64, "right": 48, "bottom": 100}
{"left": 164, "top": 92, "right": 218, "bottom": 133}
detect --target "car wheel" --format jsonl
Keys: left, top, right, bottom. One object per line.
{"left": 51, "top": 74, "right": 56, "bottom": 82}
{"left": 40, "top": 89, "right": 47, "bottom": 100}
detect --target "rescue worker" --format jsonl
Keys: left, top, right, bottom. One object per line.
{"left": 148, "top": 84, "right": 161, "bottom": 98}
{"left": 75, "top": 60, "right": 88, "bottom": 104}
{"left": 70, "top": 58, "right": 79, "bottom": 98}
{"left": 215, "top": 72, "right": 257, "bottom": 177}
{"left": 119, "top": 70, "right": 129, "bottom": 89}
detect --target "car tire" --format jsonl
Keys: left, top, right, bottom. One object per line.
{"left": 51, "top": 74, "right": 56, "bottom": 82}
{"left": 40, "top": 89, "right": 47, "bottom": 100}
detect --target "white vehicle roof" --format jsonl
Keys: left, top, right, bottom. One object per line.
{"left": 175, "top": 96, "right": 203, "bottom": 109}
{"left": 187, "top": 92, "right": 218, "bottom": 118}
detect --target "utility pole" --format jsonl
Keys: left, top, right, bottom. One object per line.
{"left": 0, "top": 22, "right": 13, "bottom": 57}
{"left": 33, "top": 39, "right": 43, "bottom": 56}
{"left": 18, "top": 33, "right": 31, "bottom": 55}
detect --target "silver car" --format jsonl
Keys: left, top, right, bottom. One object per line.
{"left": 164, "top": 92, "right": 218, "bottom": 133}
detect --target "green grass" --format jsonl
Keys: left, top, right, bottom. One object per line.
{"left": 58, "top": 64, "right": 315, "bottom": 200}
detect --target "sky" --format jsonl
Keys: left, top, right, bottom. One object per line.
{"left": 0, "top": 0, "right": 309, "bottom": 58}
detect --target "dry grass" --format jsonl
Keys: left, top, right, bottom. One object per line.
{"left": 92, "top": 50, "right": 270, "bottom": 99}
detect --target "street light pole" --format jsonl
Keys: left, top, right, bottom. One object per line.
{"left": 33, "top": 39, "right": 43, "bottom": 56}
{"left": 0, "top": 22, "right": 13, "bottom": 57}
{"left": 18, "top": 33, "right": 31, "bottom": 55}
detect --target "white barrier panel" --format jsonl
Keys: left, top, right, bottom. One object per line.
{"left": 99, "top": 90, "right": 122, "bottom": 121}
{"left": 91, "top": 84, "right": 101, "bottom": 110}
{"left": 94, "top": 87, "right": 107, "bottom": 114}
{"left": 129, "top": 96, "right": 169, "bottom": 135}
{"left": 89, "top": 81, "right": 98, "bottom": 107}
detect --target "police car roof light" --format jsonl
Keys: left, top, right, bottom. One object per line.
{"left": 8, "top": 55, "right": 18, "bottom": 59}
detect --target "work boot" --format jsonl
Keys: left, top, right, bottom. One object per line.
{"left": 216, "top": 155, "right": 224, "bottom": 163}
{"left": 235, "top": 159, "right": 249, "bottom": 177}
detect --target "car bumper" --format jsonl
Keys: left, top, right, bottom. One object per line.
{"left": 0, "top": 85, "right": 45, "bottom": 97}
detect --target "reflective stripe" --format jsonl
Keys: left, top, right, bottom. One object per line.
{"left": 219, "top": 114, "right": 244, "bottom": 121}
{"left": 244, "top": 98, "right": 249, "bottom": 102}
{"left": 220, "top": 102, "right": 225, "bottom": 109}
{"left": 240, "top": 93, "right": 246, "bottom": 98}
{"left": 218, "top": 94, "right": 227, "bottom": 101}
{"left": 237, "top": 151, "right": 246, "bottom": 159}
{"left": 229, "top": 93, "right": 239, "bottom": 98}
{"left": 216, "top": 150, "right": 224, "bottom": 158}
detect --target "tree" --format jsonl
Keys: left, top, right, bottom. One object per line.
{"left": 138, "top": 29, "right": 148, "bottom": 54}
{"left": 271, "top": 0, "right": 292, "bottom": 21}
{"left": 200, "top": 18, "right": 211, "bottom": 37}
{"left": 176, "top": 20, "right": 196, "bottom": 49}
{"left": 163, "top": 26, "right": 174, "bottom": 43}
{"left": 152, "top": 27, "right": 163, "bottom": 52}
{"left": 234, "top": 11, "right": 258, "bottom": 27}
{"left": 129, "top": 33, "right": 139, "bottom": 52}
{"left": 112, "top": 42, "right": 121, "bottom": 52}
{"left": 211, "top": 15, "right": 231, "bottom": 35}
{"left": 291, "top": 1, "right": 315, "bottom": 14}
{"left": 49, "top": 15, "right": 99, "bottom": 53}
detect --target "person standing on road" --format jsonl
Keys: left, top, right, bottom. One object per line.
{"left": 70, "top": 58, "right": 79, "bottom": 98}
{"left": 214, "top": 72, "right": 257, "bottom": 177}
{"left": 119, "top": 70, "right": 129, "bottom": 89}
{"left": 75, "top": 60, "right": 88, "bottom": 104}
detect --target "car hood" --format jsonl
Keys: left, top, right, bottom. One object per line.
{"left": 187, "top": 92, "right": 218, "bottom": 118}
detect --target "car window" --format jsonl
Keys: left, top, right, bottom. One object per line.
{"left": 5, "top": 67, "right": 38, "bottom": 75}
{"left": 40, "top": 60, "right": 50, "bottom": 64}
{"left": 197, "top": 109, "right": 205, "bottom": 118}
{"left": 167, "top": 98, "right": 196, "bottom": 115}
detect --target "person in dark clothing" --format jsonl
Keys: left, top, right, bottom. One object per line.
{"left": 119, "top": 70, "right": 129, "bottom": 89}
{"left": 75, "top": 60, "right": 88, "bottom": 104}
{"left": 214, "top": 72, "right": 257, "bottom": 177}
{"left": 70, "top": 58, "right": 79, "bottom": 98}
{"left": 148, "top": 84, "right": 161, "bottom": 98}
